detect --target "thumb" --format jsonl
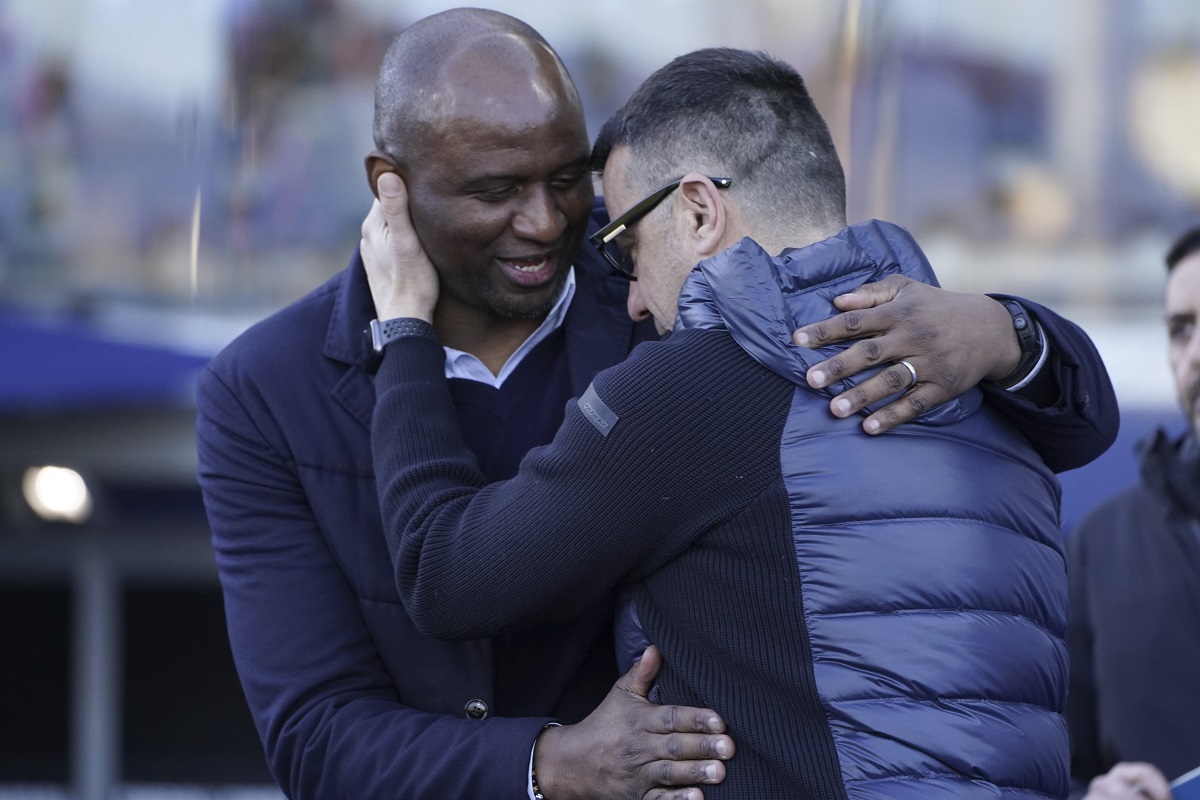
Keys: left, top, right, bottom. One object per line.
{"left": 378, "top": 171, "right": 404, "bottom": 199}
{"left": 375, "top": 172, "right": 427, "bottom": 263}
{"left": 833, "top": 274, "right": 906, "bottom": 311}
{"left": 377, "top": 172, "right": 410, "bottom": 229}
{"left": 618, "top": 645, "right": 661, "bottom": 698}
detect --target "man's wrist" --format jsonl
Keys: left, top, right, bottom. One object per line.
{"left": 531, "top": 723, "right": 566, "bottom": 800}
{"left": 368, "top": 317, "right": 438, "bottom": 352}
{"left": 986, "top": 298, "right": 1044, "bottom": 388}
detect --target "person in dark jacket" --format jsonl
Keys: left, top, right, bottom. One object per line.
{"left": 365, "top": 47, "right": 1077, "bottom": 798}
{"left": 1067, "top": 227, "right": 1200, "bottom": 800}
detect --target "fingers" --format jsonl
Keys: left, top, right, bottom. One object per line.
{"left": 1085, "top": 762, "right": 1172, "bottom": 800}
{"left": 361, "top": 198, "right": 384, "bottom": 241}
{"left": 808, "top": 338, "right": 947, "bottom": 435}
{"left": 792, "top": 276, "right": 913, "bottom": 349}
{"left": 647, "top": 730, "right": 734, "bottom": 762}
{"left": 536, "top": 681, "right": 732, "bottom": 800}
{"left": 824, "top": 361, "right": 922, "bottom": 419}
{"left": 857, "top": 385, "right": 940, "bottom": 434}
{"left": 632, "top": 733, "right": 731, "bottom": 799}
{"left": 793, "top": 307, "right": 883, "bottom": 350}
{"left": 805, "top": 334, "right": 894, "bottom": 391}
{"left": 830, "top": 274, "right": 909, "bottom": 311}
{"left": 642, "top": 701, "right": 727, "bottom": 736}
{"left": 641, "top": 788, "right": 705, "bottom": 800}
{"left": 359, "top": 200, "right": 390, "bottom": 285}
{"left": 359, "top": 172, "right": 439, "bottom": 321}
{"left": 638, "top": 756, "right": 727, "bottom": 798}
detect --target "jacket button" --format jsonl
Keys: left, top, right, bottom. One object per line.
{"left": 464, "top": 699, "right": 489, "bottom": 720}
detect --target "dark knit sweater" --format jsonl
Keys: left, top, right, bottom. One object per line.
{"left": 374, "top": 327, "right": 847, "bottom": 799}
{"left": 446, "top": 327, "right": 573, "bottom": 483}
{"left": 446, "top": 327, "right": 620, "bottom": 719}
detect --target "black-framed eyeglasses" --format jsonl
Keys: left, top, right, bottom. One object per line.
{"left": 589, "top": 176, "right": 732, "bottom": 280}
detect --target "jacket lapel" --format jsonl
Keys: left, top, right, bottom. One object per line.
{"left": 329, "top": 249, "right": 497, "bottom": 696}
{"left": 326, "top": 251, "right": 378, "bottom": 432}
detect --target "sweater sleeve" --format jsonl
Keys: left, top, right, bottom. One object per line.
{"left": 371, "top": 329, "right": 788, "bottom": 640}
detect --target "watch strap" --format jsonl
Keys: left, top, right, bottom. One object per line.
{"left": 369, "top": 317, "right": 437, "bottom": 352}
{"left": 988, "top": 298, "right": 1043, "bottom": 388}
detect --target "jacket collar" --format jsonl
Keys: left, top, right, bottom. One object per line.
{"left": 321, "top": 236, "right": 651, "bottom": 430}
{"left": 676, "top": 219, "right": 979, "bottom": 426}
{"left": 1140, "top": 428, "right": 1200, "bottom": 521}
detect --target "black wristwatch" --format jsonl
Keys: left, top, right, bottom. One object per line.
{"left": 989, "top": 298, "right": 1042, "bottom": 388}
{"left": 368, "top": 317, "right": 437, "bottom": 352}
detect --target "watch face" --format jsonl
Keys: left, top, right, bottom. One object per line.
{"left": 370, "top": 319, "right": 387, "bottom": 352}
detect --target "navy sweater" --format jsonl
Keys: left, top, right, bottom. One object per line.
{"left": 375, "top": 327, "right": 846, "bottom": 798}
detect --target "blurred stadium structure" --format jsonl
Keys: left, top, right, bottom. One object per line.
{"left": 0, "top": 0, "right": 1197, "bottom": 797}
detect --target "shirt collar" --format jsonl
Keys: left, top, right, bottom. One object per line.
{"left": 442, "top": 267, "right": 577, "bottom": 387}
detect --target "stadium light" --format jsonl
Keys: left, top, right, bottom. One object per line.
{"left": 22, "top": 466, "right": 94, "bottom": 524}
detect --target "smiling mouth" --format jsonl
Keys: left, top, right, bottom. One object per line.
{"left": 498, "top": 254, "right": 558, "bottom": 287}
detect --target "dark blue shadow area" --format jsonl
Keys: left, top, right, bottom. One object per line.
{"left": 1058, "top": 405, "right": 1186, "bottom": 535}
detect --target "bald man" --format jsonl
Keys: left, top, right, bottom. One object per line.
{"left": 197, "top": 9, "right": 1117, "bottom": 800}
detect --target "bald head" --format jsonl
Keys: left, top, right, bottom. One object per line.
{"left": 373, "top": 8, "right": 581, "bottom": 164}
{"left": 363, "top": 9, "right": 593, "bottom": 330}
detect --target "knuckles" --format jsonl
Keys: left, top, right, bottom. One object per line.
{"left": 840, "top": 311, "right": 865, "bottom": 334}
{"left": 859, "top": 338, "right": 883, "bottom": 363}
{"left": 904, "top": 392, "right": 929, "bottom": 416}
{"left": 650, "top": 759, "right": 675, "bottom": 785}
{"left": 883, "top": 368, "right": 907, "bottom": 392}
{"left": 823, "top": 356, "right": 847, "bottom": 379}
{"left": 805, "top": 322, "right": 829, "bottom": 344}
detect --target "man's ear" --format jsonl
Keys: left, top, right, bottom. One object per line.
{"left": 365, "top": 150, "right": 401, "bottom": 199}
{"left": 677, "top": 173, "right": 727, "bottom": 258}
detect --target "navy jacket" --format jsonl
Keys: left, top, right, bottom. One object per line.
{"left": 198, "top": 205, "right": 1116, "bottom": 798}
{"left": 197, "top": 230, "right": 650, "bottom": 798}
{"left": 375, "top": 221, "right": 1068, "bottom": 798}
{"left": 1067, "top": 430, "right": 1200, "bottom": 788}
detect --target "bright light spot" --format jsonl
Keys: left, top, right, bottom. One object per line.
{"left": 23, "top": 466, "right": 94, "bottom": 524}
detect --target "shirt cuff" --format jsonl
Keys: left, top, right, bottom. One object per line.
{"left": 529, "top": 722, "right": 562, "bottom": 800}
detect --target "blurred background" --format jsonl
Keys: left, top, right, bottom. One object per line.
{"left": 0, "top": 0, "right": 1197, "bottom": 797}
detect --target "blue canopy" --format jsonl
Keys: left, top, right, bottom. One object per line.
{"left": 0, "top": 309, "right": 212, "bottom": 413}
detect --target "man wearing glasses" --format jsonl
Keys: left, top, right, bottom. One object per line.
{"left": 365, "top": 45, "right": 1079, "bottom": 798}
{"left": 199, "top": 9, "right": 1114, "bottom": 800}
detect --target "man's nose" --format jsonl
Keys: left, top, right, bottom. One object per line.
{"left": 512, "top": 186, "right": 567, "bottom": 243}
{"left": 626, "top": 280, "right": 651, "bottom": 323}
